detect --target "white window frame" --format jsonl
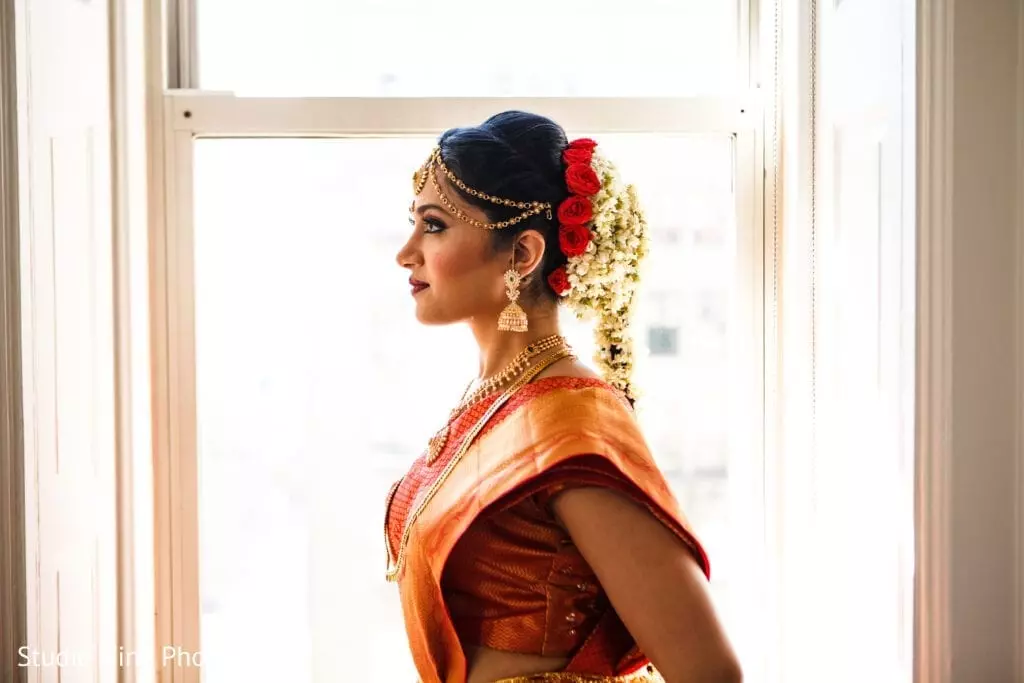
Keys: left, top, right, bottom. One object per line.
{"left": 150, "top": 3, "right": 772, "bottom": 683}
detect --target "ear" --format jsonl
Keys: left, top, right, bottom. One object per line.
{"left": 512, "top": 229, "right": 548, "bottom": 278}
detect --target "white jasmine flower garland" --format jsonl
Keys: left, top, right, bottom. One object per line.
{"left": 546, "top": 140, "right": 650, "bottom": 403}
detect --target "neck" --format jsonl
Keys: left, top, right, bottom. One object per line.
{"left": 469, "top": 305, "right": 562, "bottom": 380}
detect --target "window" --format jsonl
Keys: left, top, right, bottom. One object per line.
{"left": 197, "top": 0, "right": 742, "bottom": 97}
{"left": 647, "top": 326, "right": 679, "bottom": 356}
{"left": 155, "top": 2, "right": 769, "bottom": 682}
{"left": 191, "top": 132, "right": 759, "bottom": 680}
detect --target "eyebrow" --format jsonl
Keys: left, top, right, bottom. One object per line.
{"left": 412, "top": 203, "right": 450, "bottom": 216}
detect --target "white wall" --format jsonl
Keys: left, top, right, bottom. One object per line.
{"left": 949, "top": 1, "right": 1023, "bottom": 680}
{"left": 942, "top": 0, "right": 1024, "bottom": 679}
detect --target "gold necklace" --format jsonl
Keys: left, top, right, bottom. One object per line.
{"left": 386, "top": 343, "right": 575, "bottom": 582}
{"left": 450, "top": 334, "right": 566, "bottom": 416}
{"left": 425, "top": 334, "right": 567, "bottom": 464}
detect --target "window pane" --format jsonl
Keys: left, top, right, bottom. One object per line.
{"left": 197, "top": 0, "right": 739, "bottom": 96}
{"left": 193, "top": 134, "right": 756, "bottom": 682}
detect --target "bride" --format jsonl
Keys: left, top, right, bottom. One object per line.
{"left": 386, "top": 110, "right": 741, "bottom": 683}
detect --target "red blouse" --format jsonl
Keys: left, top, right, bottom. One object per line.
{"left": 443, "top": 455, "right": 705, "bottom": 658}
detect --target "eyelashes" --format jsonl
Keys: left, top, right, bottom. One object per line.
{"left": 424, "top": 217, "right": 447, "bottom": 233}
{"left": 408, "top": 215, "right": 448, "bottom": 234}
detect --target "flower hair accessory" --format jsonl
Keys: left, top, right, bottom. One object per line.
{"left": 546, "top": 138, "right": 650, "bottom": 403}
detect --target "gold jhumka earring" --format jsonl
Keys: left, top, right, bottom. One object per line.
{"left": 498, "top": 268, "right": 528, "bottom": 333}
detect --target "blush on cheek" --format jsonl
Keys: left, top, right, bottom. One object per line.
{"left": 423, "top": 231, "right": 503, "bottom": 314}
{"left": 428, "top": 250, "right": 463, "bottom": 280}
{"left": 428, "top": 239, "right": 493, "bottom": 284}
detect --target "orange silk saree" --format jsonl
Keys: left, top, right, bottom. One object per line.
{"left": 384, "top": 378, "right": 709, "bottom": 683}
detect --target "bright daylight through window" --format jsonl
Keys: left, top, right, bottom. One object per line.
{"left": 192, "top": 135, "right": 754, "bottom": 681}
{"left": 197, "top": 0, "right": 740, "bottom": 96}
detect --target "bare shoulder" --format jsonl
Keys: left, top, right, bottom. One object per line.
{"left": 532, "top": 356, "right": 602, "bottom": 381}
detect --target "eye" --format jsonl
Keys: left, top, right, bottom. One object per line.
{"left": 422, "top": 216, "right": 447, "bottom": 234}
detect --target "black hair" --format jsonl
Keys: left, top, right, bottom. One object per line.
{"left": 437, "top": 111, "right": 570, "bottom": 303}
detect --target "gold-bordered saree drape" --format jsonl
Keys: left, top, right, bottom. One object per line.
{"left": 387, "top": 379, "right": 708, "bottom": 683}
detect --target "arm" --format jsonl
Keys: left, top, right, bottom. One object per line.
{"left": 550, "top": 487, "right": 742, "bottom": 683}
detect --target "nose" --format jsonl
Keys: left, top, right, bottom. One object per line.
{"left": 395, "top": 234, "right": 420, "bottom": 270}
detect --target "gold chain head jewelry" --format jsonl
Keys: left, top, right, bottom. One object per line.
{"left": 411, "top": 148, "right": 439, "bottom": 196}
{"left": 411, "top": 146, "right": 553, "bottom": 230}
{"left": 498, "top": 269, "right": 528, "bottom": 333}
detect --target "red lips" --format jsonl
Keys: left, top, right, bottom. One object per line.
{"left": 409, "top": 277, "right": 429, "bottom": 294}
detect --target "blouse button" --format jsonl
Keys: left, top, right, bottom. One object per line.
{"left": 576, "top": 582, "right": 589, "bottom": 592}
{"left": 565, "top": 612, "right": 578, "bottom": 622}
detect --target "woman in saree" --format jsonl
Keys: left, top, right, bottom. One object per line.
{"left": 387, "top": 111, "right": 742, "bottom": 683}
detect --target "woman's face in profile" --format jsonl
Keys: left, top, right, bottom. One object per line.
{"left": 396, "top": 177, "right": 507, "bottom": 326}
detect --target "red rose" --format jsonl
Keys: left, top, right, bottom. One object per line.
{"left": 559, "top": 223, "right": 592, "bottom": 257}
{"left": 565, "top": 163, "right": 601, "bottom": 196}
{"left": 568, "top": 138, "right": 598, "bottom": 151}
{"left": 547, "top": 267, "right": 571, "bottom": 296}
{"left": 557, "top": 196, "right": 593, "bottom": 225}
{"left": 563, "top": 147, "right": 593, "bottom": 165}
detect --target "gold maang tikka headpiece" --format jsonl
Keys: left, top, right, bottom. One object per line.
{"left": 412, "top": 147, "right": 553, "bottom": 230}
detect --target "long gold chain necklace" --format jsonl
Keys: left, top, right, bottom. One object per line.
{"left": 386, "top": 341, "right": 574, "bottom": 582}
{"left": 425, "top": 334, "right": 567, "bottom": 465}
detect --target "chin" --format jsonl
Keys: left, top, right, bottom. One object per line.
{"left": 413, "top": 306, "right": 453, "bottom": 326}
{"left": 414, "top": 303, "right": 472, "bottom": 327}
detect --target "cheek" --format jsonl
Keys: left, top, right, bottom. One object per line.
{"left": 428, "top": 250, "right": 466, "bottom": 280}
{"left": 428, "top": 239, "right": 496, "bottom": 287}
